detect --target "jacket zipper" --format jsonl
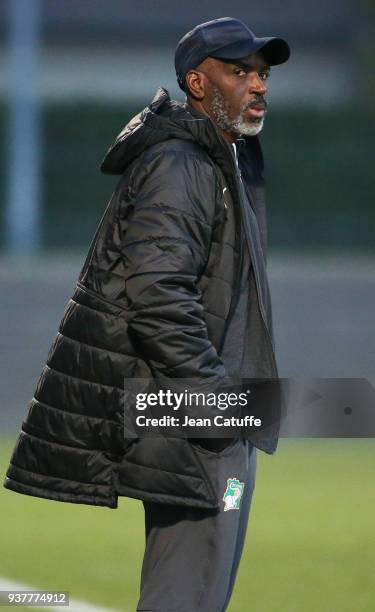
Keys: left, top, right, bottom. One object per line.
{"left": 216, "top": 172, "right": 244, "bottom": 355}
{"left": 227, "top": 154, "right": 279, "bottom": 378}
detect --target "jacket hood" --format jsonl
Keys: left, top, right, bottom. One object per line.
{"left": 100, "top": 87, "right": 263, "bottom": 179}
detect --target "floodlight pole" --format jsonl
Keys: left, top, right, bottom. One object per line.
{"left": 5, "top": 0, "right": 42, "bottom": 252}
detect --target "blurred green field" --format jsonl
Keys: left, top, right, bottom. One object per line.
{"left": 1, "top": 438, "right": 374, "bottom": 611}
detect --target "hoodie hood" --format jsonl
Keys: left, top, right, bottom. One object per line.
{"left": 100, "top": 87, "right": 263, "bottom": 182}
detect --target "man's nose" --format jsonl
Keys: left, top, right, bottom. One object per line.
{"left": 249, "top": 73, "right": 267, "bottom": 96}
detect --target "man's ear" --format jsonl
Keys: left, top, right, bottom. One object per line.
{"left": 185, "top": 70, "right": 206, "bottom": 100}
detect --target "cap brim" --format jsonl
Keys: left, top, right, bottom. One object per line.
{"left": 255, "top": 36, "right": 290, "bottom": 65}
{"left": 209, "top": 35, "right": 290, "bottom": 66}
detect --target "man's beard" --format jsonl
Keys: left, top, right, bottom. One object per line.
{"left": 209, "top": 87, "right": 266, "bottom": 137}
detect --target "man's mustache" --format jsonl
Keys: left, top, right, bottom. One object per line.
{"left": 245, "top": 97, "right": 268, "bottom": 110}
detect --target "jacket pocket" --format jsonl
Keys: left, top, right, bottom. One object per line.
{"left": 190, "top": 437, "right": 241, "bottom": 458}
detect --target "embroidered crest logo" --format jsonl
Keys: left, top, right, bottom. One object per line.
{"left": 223, "top": 477, "right": 245, "bottom": 512}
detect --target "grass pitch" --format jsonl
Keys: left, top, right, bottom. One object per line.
{"left": 1, "top": 438, "right": 374, "bottom": 611}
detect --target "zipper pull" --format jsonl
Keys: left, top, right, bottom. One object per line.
{"left": 222, "top": 187, "right": 228, "bottom": 209}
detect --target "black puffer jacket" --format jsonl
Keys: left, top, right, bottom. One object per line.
{"left": 4, "top": 88, "right": 277, "bottom": 510}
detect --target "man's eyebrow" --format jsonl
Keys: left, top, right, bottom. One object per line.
{"left": 232, "top": 61, "right": 271, "bottom": 73}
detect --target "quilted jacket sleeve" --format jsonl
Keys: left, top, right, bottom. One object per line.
{"left": 121, "top": 147, "right": 228, "bottom": 393}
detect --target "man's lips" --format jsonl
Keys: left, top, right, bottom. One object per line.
{"left": 246, "top": 105, "right": 266, "bottom": 118}
{"left": 244, "top": 99, "right": 267, "bottom": 119}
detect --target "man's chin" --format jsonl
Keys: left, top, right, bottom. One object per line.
{"left": 236, "top": 119, "right": 264, "bottom": 137}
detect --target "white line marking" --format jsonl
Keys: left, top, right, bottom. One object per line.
{"left": 0, "top": 577, "right": 120, "bottom": 611}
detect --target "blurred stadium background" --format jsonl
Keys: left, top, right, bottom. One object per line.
{"left": 0, "top": 1, "right": 374, "bottom": 610}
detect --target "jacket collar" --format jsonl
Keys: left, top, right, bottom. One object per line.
{"left": 100, "top": 88, "right": 263, "bottom": 184}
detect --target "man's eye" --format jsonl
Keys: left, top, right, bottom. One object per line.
{"left": 259, "top": 72, "right": 270, "bottom": 81}
{"left": 234, "top": 68, "right": 246, "bottom": 76}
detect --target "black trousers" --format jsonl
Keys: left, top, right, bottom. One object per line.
{"left": 136, "top": 439, "right": 256, "bottom": 612}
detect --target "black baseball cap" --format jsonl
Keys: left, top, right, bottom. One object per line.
{"left": 175, "top": 17, "right": 290, "bottom": 91}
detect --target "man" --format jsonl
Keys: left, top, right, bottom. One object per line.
{"left": 4, "top": 17, "right": 290, "bottom": 611}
